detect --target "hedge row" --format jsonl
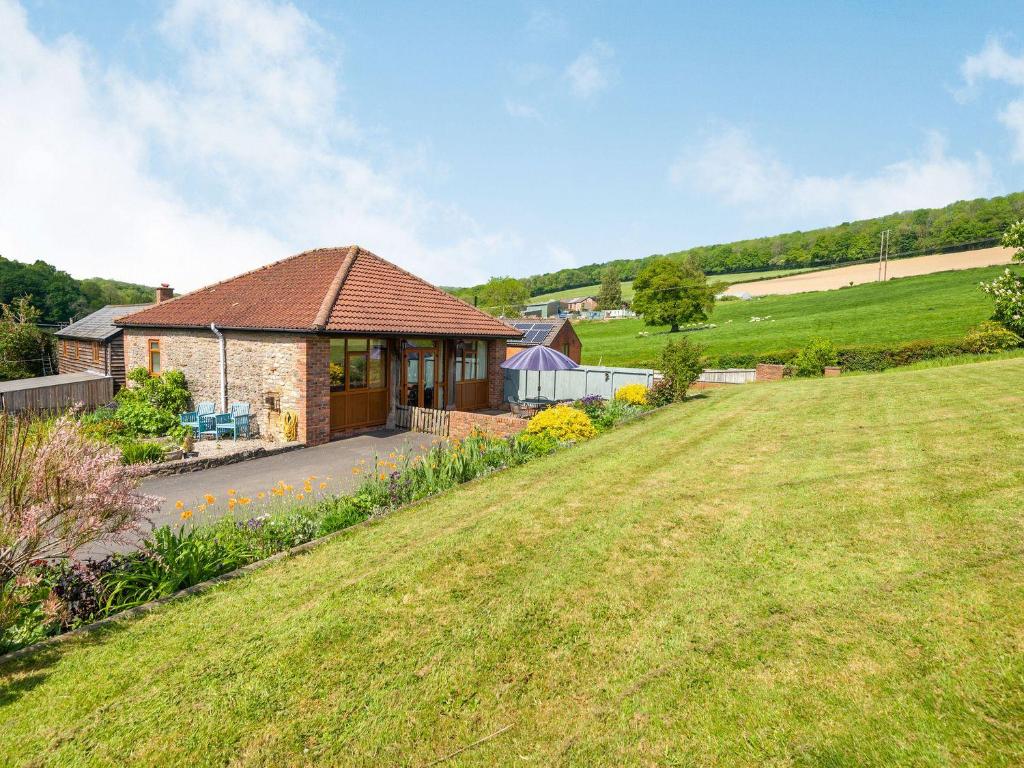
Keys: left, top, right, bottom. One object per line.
{"left": 707, "top": 339, "right": 984, "bottom": 373}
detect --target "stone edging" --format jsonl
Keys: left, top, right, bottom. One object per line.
{"left": 140, "top": 441, "right": 304, "bottom": 477}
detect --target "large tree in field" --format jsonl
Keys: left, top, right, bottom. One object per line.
{"left": 632, "top": 257, "right": 715, "bottom": 332}
{"left": 597, "top": 266, "right": 622, "bottom": 310}
{"left": 476, "top": 277, "right": 529, "bottom": 317}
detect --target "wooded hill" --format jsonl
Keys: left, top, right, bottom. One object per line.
{"left": 0, "top": 255, "right": 155, "bottom": 324}
{"left": 454, "top": 192, "right": 1024, "bottom": 300}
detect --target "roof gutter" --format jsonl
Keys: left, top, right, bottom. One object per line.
{"left": 210, "top": 323, "right": 227, "bottom": 412}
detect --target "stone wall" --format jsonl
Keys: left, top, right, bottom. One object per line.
{"left": 486, "top": 339, "right": 507, "bottom": 408}
{"left": 448, "top": 410, "right": 527, "bottom": 440}
{"left": 123, "top": 328, "right": 313, "bottom": 443}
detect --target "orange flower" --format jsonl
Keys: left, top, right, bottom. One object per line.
{"left": 378, "top": 473, "right": 386, "bottom": 480}
{"left": 295, "top": 492, "right": 305, "bottom": 500}
{"left": 175, "top": 500, "right": 184, "bottom": 510}
{"left": 228, "top": 498, "right": 237, "bottom": 510}
{"left": 239, "top": 497, "right": 251, "bottom": 505}
{"left": 180, "top": 509, "right": 193, "bottom": 521}
{"left": 319, "top": 482, "right": 327, "bottom": 490}
{"left": 198, "top": 504, "right": 207, "bottom": 512}
{"left": 303, "top": 482, "right": 313, "bottom": 493}
{"left": 204, "top": 494, "right": 216, "bottom": 505}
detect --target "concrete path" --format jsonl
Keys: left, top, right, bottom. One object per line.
{"left": 88, "top": 430, "right": 435, "bottom": 557}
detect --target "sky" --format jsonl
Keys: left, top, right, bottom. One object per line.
{"left": 2, "top": 1, "right": 1024, "bottom": 292}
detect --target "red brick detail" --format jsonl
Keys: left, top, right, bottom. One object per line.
{"left": 823, "top": 366, "right": 842, "bottom": 377}
{"left": 448, "top": 410, "right": 527, "bottom": 440}
{"left": 487, "top": 339, "right": 506, "bottom": 409}
{"left": 300, "top": 336, "right": 331, "bottom": 446}
{"left": 755, "top": 363, "right": 786, "bottom": 382}
{"left": 689, "top": 380, "right": 738, "bottom": 392}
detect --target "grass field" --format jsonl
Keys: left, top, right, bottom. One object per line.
{"left": 3, "top": 359, "right": 1024, "bottom": 765}
{"left": 528, "top": 266, "right": 816, "bottom": 304}
{"left": 577, "top": 264, "right": 1007, "bottom": 367}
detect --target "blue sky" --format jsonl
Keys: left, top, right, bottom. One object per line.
{"left": 3, "top": 1, "right": 1024, "bottom": 291}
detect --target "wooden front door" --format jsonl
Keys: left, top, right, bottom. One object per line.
{"left": 402, "top": 341, "right": 444, "bottom": 410}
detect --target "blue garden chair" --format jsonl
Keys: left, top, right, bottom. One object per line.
{"left": 180, "top": 401, "right": 217, "bottom": 438}
{"left": 214, "top": 402, "right": 251, "bottom": 441}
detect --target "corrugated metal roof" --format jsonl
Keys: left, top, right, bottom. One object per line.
{"left": 0, "top": 371, "right": 109, "bottom": 393}
{"left": 56, "top": 304, "right": 152, "bottom": 341}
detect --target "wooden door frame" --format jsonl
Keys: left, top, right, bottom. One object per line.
{"left": 401, "top": 340, "right": 444, "bottom": 409}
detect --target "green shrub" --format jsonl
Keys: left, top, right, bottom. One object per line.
{"left": 960, "top": 321, "right": 1023, "bottom": 354}
{"left": 591, "top": 398, "right": 644, "bottom": 431}
{"left": 645, "top": 378, "right": 675, "bottom": 408}
{"left": 793, "top": 338, "right": 839, "bottom": 377}
{"left": 659, "top": 336, "right": 704, "bottom": 401}
{"left": 115, "top": 368, "right": 192, "bottom": 437}
{"left": 119, "top": 441, "right": 164, "bottom": 465}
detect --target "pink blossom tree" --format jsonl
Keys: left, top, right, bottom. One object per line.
{"left": 0, "top": 413, "right": 158, "bottom": 629}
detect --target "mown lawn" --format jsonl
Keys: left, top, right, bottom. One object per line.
{"left": 577, "top": 265, "right": 1008, "bottom": 367}
{"left": 3, "top": 359, "right": 1024, "bottom": 766}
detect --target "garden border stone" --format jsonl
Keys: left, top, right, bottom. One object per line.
{"left": 0, "top": 399, "right": 683, "bottom": 666}
{"left": 140, "top": 441, "right": 304, "bottom": 477}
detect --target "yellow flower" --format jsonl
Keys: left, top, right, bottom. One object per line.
{"left": 351, "top": 467, "right": 361, "bottom": 475}
{"left": 198, "top": 504, "right": 207, "bottom": 512}
{"left": 257, "top": 491, "right": 265, "bottom": 499}
{"left": 303, "top": 482, "right": 313, "bottom": 493}
{"left": 204, "top": 494, "right": 216, "bottom": 505}
{"left": 284, "top": 484, "right": 293, "bottom": 491}
{"left": 319, "top": 482, "right": 327, "bottom": 490}
{"left": 228, "top": 488, "right": 237, "bottom": 496}
{"left": 180, "top": 509, "right": 193, "bottom": 520}
{"left": 175, "top": 500, "right": 184, "bottom": 510}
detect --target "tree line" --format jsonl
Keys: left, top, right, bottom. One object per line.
{"left": 0, "top": 255, "right": 155, "bottom": 325}
{"left": 451, "top": 192, "right": 1024, "bottom": 301}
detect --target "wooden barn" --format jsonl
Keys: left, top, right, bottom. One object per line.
{"left": 55, "top": 301, "right": 156, "bottom": 389}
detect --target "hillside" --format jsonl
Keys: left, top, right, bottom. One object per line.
{"left": 452, "top": 191, "right": 1024, "bottom": 301}
{"left": 577, "top": 264, "right": 1009, "bottom": 368}
{"left": 3, "top": 359, "right": 1024, "bottom": 765}
{"left": 0, "top": 255, "right": 155, "bottom": 324}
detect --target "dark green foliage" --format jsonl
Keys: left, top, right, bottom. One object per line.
{"left": 475, "top": 276, "right": 530, "bottom": 316}
{"left": 0, "top": 297, "right": 53, "bottom": 380}
{"left": 659, "top": 336, "right": 705, "bottom": 400}
{"left": 114, "top": 368, "right": 191, "bottom": 437}
{"left": 0, "top": 254, "right": 155, "bottom": 324}
{"left": 645, "top": 378, "right": 675, "bottom": 408}
{"left": 451, "top": 192, "right": 1024, "bottom": 299}
{"left": 119, "top": 441, "right": 165, "bottom": 465}
{"left": 633, "top": 257, "right": 715, "bottom": 332}
{"left": 793, "top": 338, "right": 840, "bottom": 377}
{"left": 598, "top": 266, "right": 622, "bottom": 309}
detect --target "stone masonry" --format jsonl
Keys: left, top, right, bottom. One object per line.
{"left": 123, "top": 328, "right": 314, "bottom": 444}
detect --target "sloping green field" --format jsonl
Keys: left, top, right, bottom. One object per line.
{"left": 578, "top": 265, "right": 1008, "bottom": 367}
{"left": 3, "top": 359, "right": 1024, "bottom": 766}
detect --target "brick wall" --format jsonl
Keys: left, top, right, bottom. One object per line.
{"left": 124, "top": 328, "right": 312, "bottom": 443}
{"left": 449, "top": 410, "right": 527, "bottom": 440}
{"left": 302, "top": 336, "right": 330, "bottom": 446}
{"left": 487, "top": 339, "right": 507, "bottom": 408}
{"left": 754, "top": 363, "right": 786, "bottom": 382}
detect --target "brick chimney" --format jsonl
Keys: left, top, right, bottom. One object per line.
{"left": 155, "top": 283, "right": 173, "bottom": 304}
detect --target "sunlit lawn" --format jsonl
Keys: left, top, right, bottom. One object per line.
{"left": 577, "top": 265, "right": 1007, "bottom": 367}
{"left": 3, "top": 357, "right": 1024, "bottom": 765}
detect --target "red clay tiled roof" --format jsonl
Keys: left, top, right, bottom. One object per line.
{"left": 118, "top": 247, "right": 521, "bottom": 339}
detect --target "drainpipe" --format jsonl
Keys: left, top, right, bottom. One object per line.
{"left": 210, "top": 323, "right": 227, "bottom": 412}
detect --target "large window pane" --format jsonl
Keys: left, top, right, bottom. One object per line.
{"left": 368, "top": 341, "right": 386, "bottom": 389}
{"left": 348, "top": 354, "right": 368, "bottom": 389}
{"left": 477, "top": 340, "right": 488, "bottom": 380}
{"left": 347, "top": 338, "right": 368, "bottom": 352}
{"left": 455, "top": 342, "right": 465, "bottom": 382}
{"left": 329, "top": 339, "right": 346, "bottom": 391}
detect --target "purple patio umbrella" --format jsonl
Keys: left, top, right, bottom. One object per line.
{"left": 500, "top": 345, "right": 579, "bottom": 402}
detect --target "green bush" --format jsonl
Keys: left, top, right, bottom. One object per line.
{"left": 960, "top": 321, "right": 1023, "bottom": 354}
{"left": 114, "top": 368, "right": 191, "bottom": 437}
{"left": 659, "top": 336, "right": 705, "bottom": 400}
{"left": 793, "top": 338, "right": 839, "bottom": 377}
{"left": 645, "top": 378, "right": 675, "bottom": 408}
{"left": 120, "top": 441, "right": 165, "bottom": 465}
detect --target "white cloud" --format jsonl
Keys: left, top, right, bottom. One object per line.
{"left": 961, "top": 39, "right": 1024, "bottom": 162}
{"left": 670, "top": 125, "right": 992, "bottom": 222}
{"left": 565, "top": 39, "right": 615, "bottom": 100}
{"left": 0, "top": 0, "right": 518, "bottom": 293}
{"left": 504, "top": 98, "right": 543, "bottom": 121}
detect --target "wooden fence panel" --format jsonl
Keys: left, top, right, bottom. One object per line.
{"left": 0, "top": 376, "right": 114, "bottom": 414}
{"left": 410, "top": 406, "right": 450, "bottom": 437}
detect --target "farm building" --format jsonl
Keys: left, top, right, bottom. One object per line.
{"left": 563, "top": 296, "right": 598, "bottom": 313}
{"left": 116, "top": 247, "right": 522, "bottom": 445}
{"left": 522, "top": 300, "right": 562, "bottom": 318}
{"left": 504, "top": 318, "right": 582, "bottom": 364}
{"left": 55, "top": 285, "right": 173, "bottom": 389}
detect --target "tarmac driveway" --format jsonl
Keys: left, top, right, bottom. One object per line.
{"left": 88, "top": 429, "right": 433, "bottom": 557}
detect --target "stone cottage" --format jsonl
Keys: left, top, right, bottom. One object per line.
{"left": 116, "top": 246, "right": 522, "bottom": 445}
